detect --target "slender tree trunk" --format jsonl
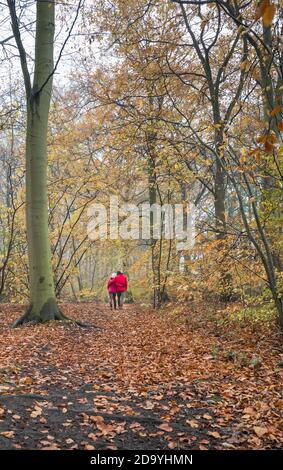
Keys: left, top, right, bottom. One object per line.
{"left": 214, "top": 159, "right": 226, "bottom": 238}
{"left": 214, "top": 124, "right": 234, "bottom": 300}
{"left": 148, "top": 150, "right": 159, "bottom": 308}
{"left": 214, "top": 123, "right": 226, "bottom": 239}
{"left": 179, "top": 182, "right": 190, "bottom": 272}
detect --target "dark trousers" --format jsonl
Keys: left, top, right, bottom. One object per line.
{"left": 109, "top": 292, "right": 117, "bottom": 309}
{"left": 117, "top": 291, "right": 125, "bottom": 308}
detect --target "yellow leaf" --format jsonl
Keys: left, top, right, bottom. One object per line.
{"left": 24, "top": 377, "right": 33, "bottom": 385}
{"left": 263, "top": 4, "right": 276, "bottom": 27}
{"left": 270, "top": 105, "right": 282, "bottom": 116}
{"left": 255, "top": 0, "right": 269, "bottom": 21}
{"left": 240, "top": 59, "right": 249, "bottom": 72}
{"left": 85, "top": 444, "right": 96, "bottom": 450}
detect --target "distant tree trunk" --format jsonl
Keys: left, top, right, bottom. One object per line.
{"left": 214, "top": 160, "right": 226, "bottom": 239}
{"left": 213, "top": 119, "right": 233, "bottom": 301}
{"left": 213, "top": 103, "right": 226, "bottom": 239}
{"left": 147, "top": 131, "right": 159, "bottom": 308}
{"left": 178, "top": 182, "right": 190, "bottom": 272}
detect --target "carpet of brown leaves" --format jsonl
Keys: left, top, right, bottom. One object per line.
{"left": 0, "top": 302, "right": 282, "bottom": 450}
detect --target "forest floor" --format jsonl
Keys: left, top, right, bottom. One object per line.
{"left": 0, "top": 302, "right": 282, "bottom": 450}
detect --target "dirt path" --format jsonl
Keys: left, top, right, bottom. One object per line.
{"left": 0, "top": 303, "right": 282, "bottom": 449}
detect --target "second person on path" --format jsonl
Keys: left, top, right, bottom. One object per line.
{"left": 107, "top": 272, "right": 117, "bottom": 310}
{"left": 115, "top": 271, "right": 128, "bottom": 309}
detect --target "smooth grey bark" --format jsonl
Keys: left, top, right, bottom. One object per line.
{"left": 8, "top": 1, "right": 88, "bottom": 327}
{"left": 7, "top": 0, "right": 61, "bottom": 324}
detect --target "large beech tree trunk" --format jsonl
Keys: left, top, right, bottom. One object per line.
{"left": 25, "top": 2, "right": 61, "bottom": 322}
{"left": 9, "top": 1, "right": 66, "bottom": 326}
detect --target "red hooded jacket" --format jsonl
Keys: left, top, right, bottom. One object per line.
{"left": 115, "top": 273, "right": 128, "bottom": 292}
{"left": 107, "top": 278, "right": 117, "bottom": 293}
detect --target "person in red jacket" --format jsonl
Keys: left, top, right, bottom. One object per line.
{"left": 107, "top": 272, "right": 117, "bottom": 310}
{"left": 115, "top": 271, "right": 128, "bottom": 309}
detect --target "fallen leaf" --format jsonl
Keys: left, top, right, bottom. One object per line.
{"left": 41, "top": 444, "right": 60, "bottom": 450}
{"left": 168, "top": 441, "right": 178, "bottom": 449}
{"left": 208, "top": 431, "right": 221, "bottom": 439}
{"left": 24, "top": 377, "right": 33, "bottom": 385}
{"left": 243, "top": 407, "right": 255, "bottom": 415}
{"left": 143, "top": 401, "right": 155, "bottom": 410}
{"left": 158, "top": 423, "right": 173, "bottom": 432}
{"left": 12, "top": 415, "right": 21, "bottom": 420}
{"left": 186, "top": 419, "right": 199, "bottom": 428}
{"left": 30, "top": 409, "right": 42, "bottom": 418}
{"left": 254, "top": 426, "right": 268, "bottom": 438}
{"left": 66, "top": 438, "right": 74, "bottom": 444}
{"left": 199, "top": 444, "right": 208, "bottom": 450}
{"left": 85, "top": 444, "right": 96, "bottom": 450}
{"left": 97, "top": 422, "right": 114, "bottom": 436}
{"left": 0, "top": 431, "right": 14, "bottom": 439}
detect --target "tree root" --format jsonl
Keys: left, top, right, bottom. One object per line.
{"left": 11, "top": 306, "right": 102, "bottom": 329}
{"left": 57, "top": 310, "right": 103, "bottom": 329}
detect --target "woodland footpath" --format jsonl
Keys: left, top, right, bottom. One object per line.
{"left": 0, "top": 302, "right": 282, "bottom": 450}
